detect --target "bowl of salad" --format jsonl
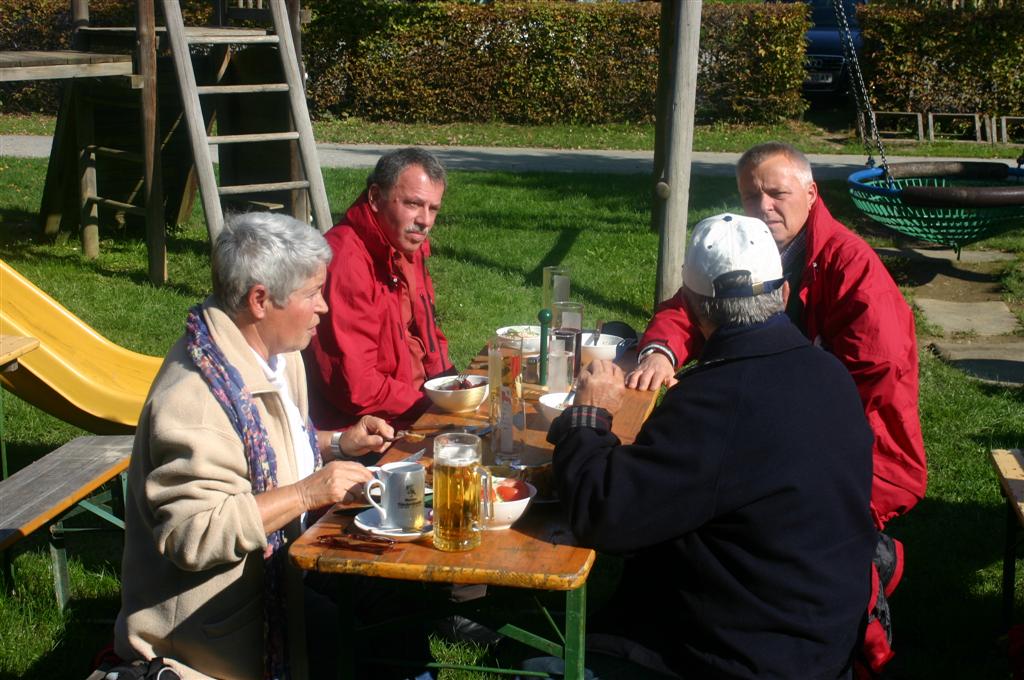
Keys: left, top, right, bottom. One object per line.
{"left": 422, "top": 375, "right": 489, "bottom": 413}
{"left": 495, "top": 325, "right": 543, "bottom": 353}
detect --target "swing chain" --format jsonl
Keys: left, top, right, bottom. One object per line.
{"left": 832, "top": 0, "right": 891, "bottom": 182}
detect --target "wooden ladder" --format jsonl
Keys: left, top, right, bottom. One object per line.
{"left": 160, "top": 0, "right": 331, "bottom": 242}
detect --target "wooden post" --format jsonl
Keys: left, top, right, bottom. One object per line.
{"left": 654, "top": 0, "right": 701, "bottom": 305}
{"left": 71, "top": 0, "right": 89, "bottom": 48}
{"left": 75, "top": 84, "right": 99, "bottom": 259}
{"left": 650, "top": 0, "right": 674, "bottom": 253}
{"left": 286, "top": 0, "right": 308, "bottom": 223}
{"left": 136, "top": 0, "right": 167, "bottom": 284}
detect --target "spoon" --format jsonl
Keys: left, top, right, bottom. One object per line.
{"left": 588, "top": 319, "right": 605, "bottom": 345}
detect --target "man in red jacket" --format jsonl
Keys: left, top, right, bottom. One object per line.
{"left": 304, "top": 148, "right": 454, "bottom": 429}
{"left": 628, "top": 141, "right": 926, "bottom": 530}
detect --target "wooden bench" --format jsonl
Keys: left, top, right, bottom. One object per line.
{"left": 990, "top": 448, "right": 1024, "bottom": 628}
{"left": 0, "top": 434, "right": 133, "bottom": 609}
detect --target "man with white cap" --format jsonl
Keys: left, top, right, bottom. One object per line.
{"left": 548, "top": 213, "right": 876, "bottom": 679}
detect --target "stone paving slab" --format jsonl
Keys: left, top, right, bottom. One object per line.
{"left": 915, "top": 298, "right": 1020, "bottom": 336}
{"left": 875, "top": 247, "right": 1017, "bottom": 264}
{"left": 929, "top": 341, "right": 1024, "bottom": 387}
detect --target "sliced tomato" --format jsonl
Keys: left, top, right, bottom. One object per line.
{"left": 496, "top": 479, "right": 530, "bottom": 501}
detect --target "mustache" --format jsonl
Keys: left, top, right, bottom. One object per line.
{"left": 404, "top": 224, "right": 431, "bottom": 235}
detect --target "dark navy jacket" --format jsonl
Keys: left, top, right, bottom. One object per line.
{"left": 549, "top": 314, "right": 876, "bottom": 679}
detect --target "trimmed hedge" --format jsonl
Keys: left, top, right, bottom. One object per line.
{"left": 859, "top": 2, "right": 1024, "bottom": 116}
{"left": 306, "top": 0, "right": 809, "bottom": 125}
{"left": 2, "top": 0, "right": 809, "bottom": 125}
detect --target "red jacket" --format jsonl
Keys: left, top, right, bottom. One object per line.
{"left": 303, "top": 193, "right": 453, "bottom": 429}
{"left": 640, "top": 197, "right": 927, "bottom": 528}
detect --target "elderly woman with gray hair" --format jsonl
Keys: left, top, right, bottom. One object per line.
{"left": 114, "top": 212, "right": 392, "bottom": 680}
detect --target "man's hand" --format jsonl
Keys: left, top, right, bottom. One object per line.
{"left": 339, "top": 416, "right": 394, "bottom": 456}
{"left": 576, "top": 360, "right": 625, "bottom": 415}
{"left": 296, "top": 461, "right": 375, "bottom": 512}
{"left": 625, "top": 351, "right": 677, "bottom": 391}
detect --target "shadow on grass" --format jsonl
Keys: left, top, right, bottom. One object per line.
{"left": 884, "top": 495, "right": 1011, "bottom": 678}
{"left": 1, "top": 524, "right": 123, "bottom": 680}
{"left": 881, "top": 252, "right": 1007, "bottom": 288}
{"left": 3, "top": 592, "right": 121, "bottom": 680}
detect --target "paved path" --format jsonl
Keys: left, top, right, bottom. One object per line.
{"left": 897, "top": 248, "right": 1024, "bottom": 386}
{"left": 2, "top": 134, "right": 1017, "bottom": 180}
{"left": 5, "top": 133, "right": 1020, "bottom": 383}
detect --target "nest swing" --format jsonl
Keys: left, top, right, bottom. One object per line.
{"left": 831, "top": 0, "right": 1024, "bottom": 255}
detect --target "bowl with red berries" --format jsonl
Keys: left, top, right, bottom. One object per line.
{"left": 483, "top": 477, "right": 537, "bottom": 530}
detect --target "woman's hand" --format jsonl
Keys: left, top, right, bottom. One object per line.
{"left": 256, "top": 459, "right": 376, "bottom": 532}
{"left": 339, "top": 416, "right": 394, "bottom": 457}
{"left": 296, "top": 460, "right": 375, "bottom": 512}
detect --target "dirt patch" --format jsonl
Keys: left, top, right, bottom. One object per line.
{"left": 882, "top": 255, "right": 1009, "bottom": 304}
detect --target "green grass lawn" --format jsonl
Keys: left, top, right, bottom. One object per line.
{"left": 1, "top": 155, "right": 1023, "bottom": 678}
{"left": 3, "top": 110, "right": 1023, "bottom": 160}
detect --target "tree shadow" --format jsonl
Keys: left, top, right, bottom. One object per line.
{"left": 878, "top": 248, "right": 1008, "bottom": 288}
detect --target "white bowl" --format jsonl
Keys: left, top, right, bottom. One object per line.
{"left": 579, "top": 333, "right": 625, "bottom": 364}
{"left": 537, "top": 391, "right": 573, "bottom": 423}
{"left": 422, "top": 375, "right": 489, "bottom": 413}
{"left": 483, "top": 478, "right": 537, "bottom": 530}
{"left": 495, "top": 325, "right": 543, "bottom": 353}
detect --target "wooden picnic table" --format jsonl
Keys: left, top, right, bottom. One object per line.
{"left": 1, "top": 335, "right": 41, "bottom": 479}
{"left": 0, "top": 335, "right": 40, "bottom": 372}
{"left": 290, "top": 348, "right": 658, "bottom": 679}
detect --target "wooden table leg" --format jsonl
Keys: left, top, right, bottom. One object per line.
{"left": 1004, "top": 498, "right": 1018, "bottom": 630}
{"left": 563, "top": 582, "right": 587, "bottom": 680}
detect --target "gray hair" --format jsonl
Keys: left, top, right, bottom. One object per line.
{"left": 212, "top": 212, "right": 332, "bottom": 316}
{"left": 736, "top": 141, "right": 814, "bottom": 186}
{"left": 684, "top": 287, "right": 785, "bottom": 328}
{"left": 366, "top": 147, "right": 447, "bottom": 194}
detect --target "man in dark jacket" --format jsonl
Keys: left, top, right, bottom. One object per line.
{"left": 304, "top": 148, "right": 454, "bottom": 429}
{"left": 549, "top": 213, "right": 876, "bottom": 679}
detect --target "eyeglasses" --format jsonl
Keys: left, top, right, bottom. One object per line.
{"left": 316, "top": 530, "right": 397, "bottom": 555}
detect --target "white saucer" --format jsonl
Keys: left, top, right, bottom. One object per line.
{"left": 353, "top": 508, "right": 432, "bottom": 542}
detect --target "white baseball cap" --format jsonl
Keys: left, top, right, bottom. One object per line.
{"left": 683, "top": 213, "right": 784, "bottom": 298}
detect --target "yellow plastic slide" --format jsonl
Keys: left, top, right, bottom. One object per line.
{"left": 0, "top": 258, "right": 162, "bottom": 434}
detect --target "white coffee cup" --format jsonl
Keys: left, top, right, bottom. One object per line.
{"left": 364, "top": 462, "right": 426, "bottom": 531}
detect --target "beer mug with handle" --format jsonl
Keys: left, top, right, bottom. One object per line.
{"left": 432, "top": 433, "right": 493, "bottom": 551}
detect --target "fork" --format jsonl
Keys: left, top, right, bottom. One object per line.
{"left": 383, "top": 430, "right": 426, "bottom": 443}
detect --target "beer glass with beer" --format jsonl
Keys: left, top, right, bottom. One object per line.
{"left": 432, "top": 433, "right": 493, "bottom": 552}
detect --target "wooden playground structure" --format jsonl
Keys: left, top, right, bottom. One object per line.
{"left": 0, "top": 0, "right": 331, "bottom": 285}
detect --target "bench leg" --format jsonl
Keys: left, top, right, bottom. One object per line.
{"left": 49, "top": 521, "right": 71, "bottom": 611}
{"left": 1, "top": 549, "right": 12, "bottom": 594}
{"left": 1003, "top": 497, "right": 1019, "bottom": 630}
{"left": 1005, "top": 500, "right": 1019, "bottom": 630}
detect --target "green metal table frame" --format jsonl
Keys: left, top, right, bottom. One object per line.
{"left": 336, "top": 581, "right": 588, "bottom": 679}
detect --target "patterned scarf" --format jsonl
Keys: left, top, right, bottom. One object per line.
{"left": 186, "top": 304, "right": 320, "bottom": 680}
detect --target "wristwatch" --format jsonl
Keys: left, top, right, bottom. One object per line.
{"left": 329, "top": 430, "right": 343, "bottom": 457}
{"left": 638, "top": 345, "right": 669, "bottom": 363}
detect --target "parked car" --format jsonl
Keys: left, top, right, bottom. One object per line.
{"left": 776, "top": 0, "right": 866, "bottom": 97}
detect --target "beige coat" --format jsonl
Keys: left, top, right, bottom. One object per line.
{"left": 115, "top": 299, "right": 310, "bottom": 680}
